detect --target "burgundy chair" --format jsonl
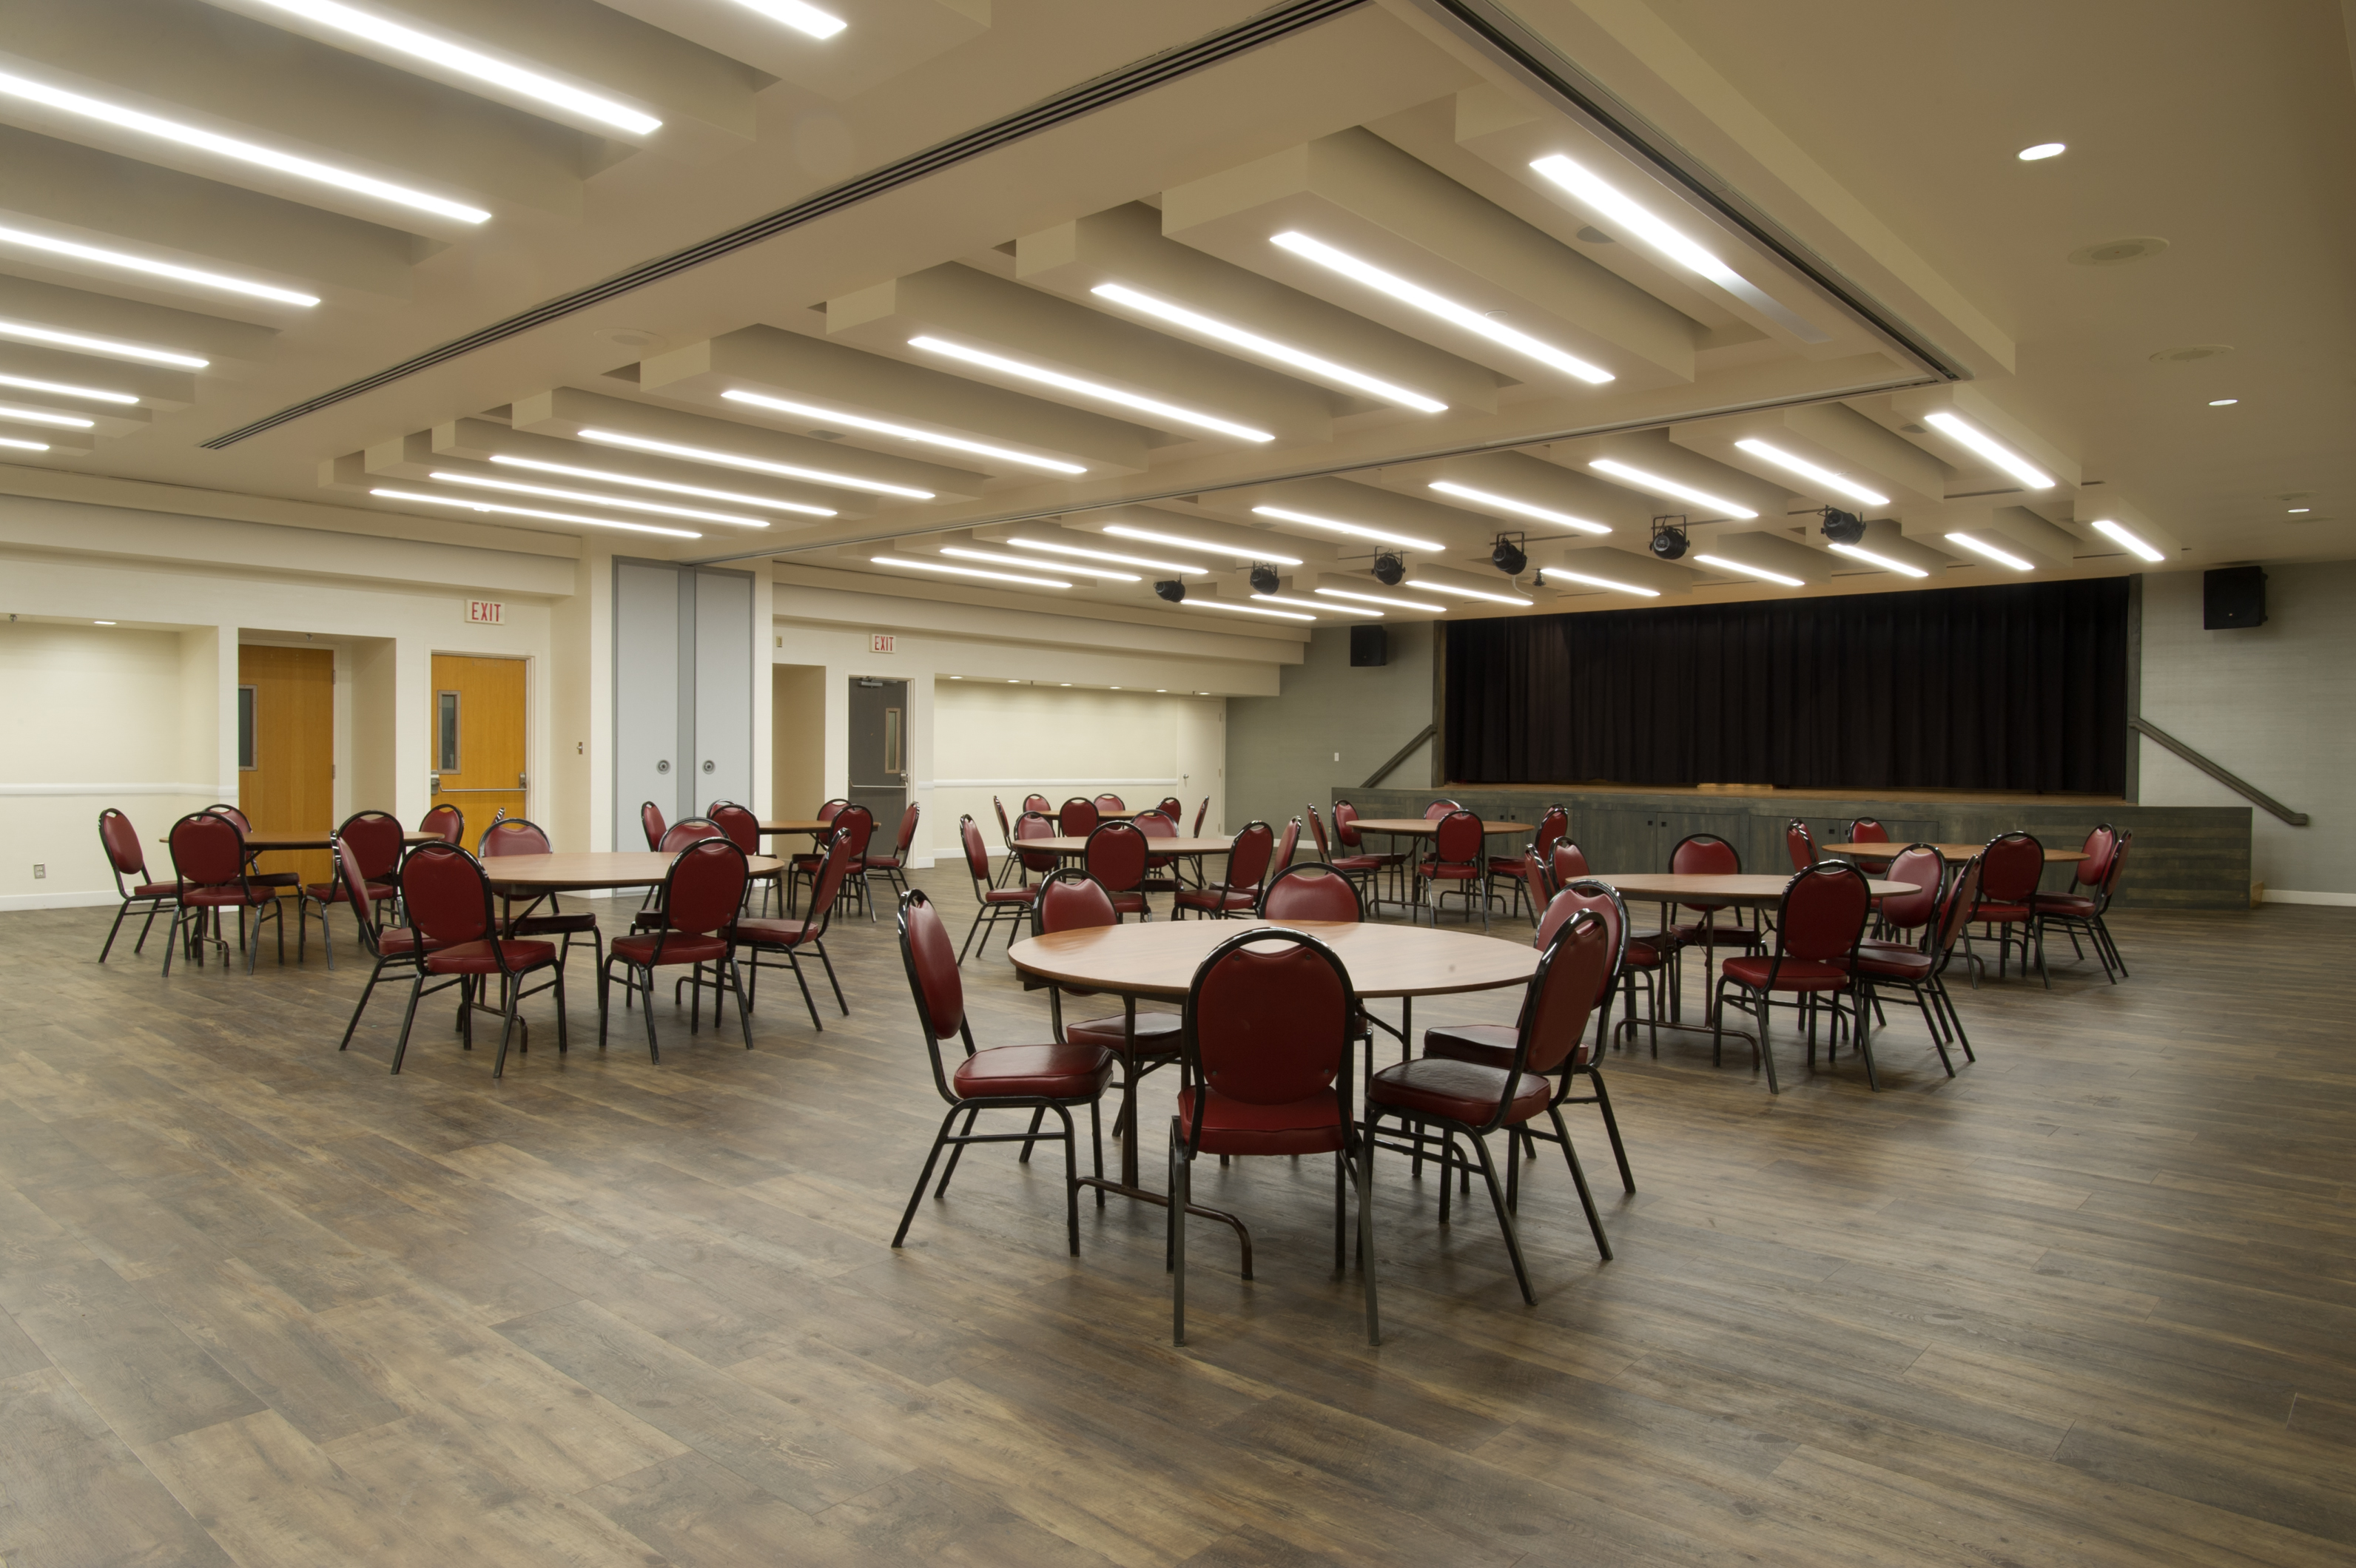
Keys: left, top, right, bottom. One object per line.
{"left": 1174, "top": 821, "right": 1274, "bottom": 918}
{"left": 1495, "top": 804, "right": 1569, "bottom": 921}
{"left": 1191, "top": 798, "right": 1209, "bottom": 835}
{"left": 1272, "top": 816, "right": 1301, "bottom": 878}
{"left": 1424, "top": 798, "right": 1461, "bottom": 819}
{"left": 1259, "top": 861, "right": 1363, "bottom": 923}
{"left": 1013, "top": 811, "right": 1061, "bottom": 884}
{"left": 1785, "top": 818, "right": 1818, "bottom": 872}
{"left": 1029, "top": 869, "right": 1182, "bottom": 1162}
{"left": 1307, "top": 803, "right": 1388, "bottom": 905}
{"left": 1023, "top": 793, "right": 1054, "bottom": 815}
{"left": 1970, "top": 831, "right": 2048, "bottom": 986}
{"left": 1712, "top": 862, "right": 1874, "bottom": 1093}
{"left": 600, "top": 838, "right": 753, "bottom": 1061}
{"left": 1332, "top": 800, "right": 1405, "bottom": 889}
{"left": 1168, "top": 927, "right": 1376, "bottom": 1346}
{"left": 864, "top": 802, "right": 922, "bottom": 904}
{"left": 635, "top": 818, "right": 721, "bottom": 929}
{"left": 1557, "top": 877, "right": 1673, "bottom": 1064}
{"left": 639, "top": 801, "right": 667, "bottom": 851}
{"left": 394, "top": 842, "right": 565, "bottom": 1078}
{"left": 1084, "top": 820, "right": 1152, "bottom": 919}
{"left": 163, "top": 810, "right": 283, "bottom": 975}
{"left": 1666, "top": 835, "right": 1762, "bottom": 993}
{"left": 1157, "top": 796, "right": 1184, "bottom": 823}
{"left": 420, "top": 803, "right": 464, "bottom": 844}
{"left": 334, "top": 839, "right": 443, "bottom": 1056}
{"left": 478, "top": 817, "right": 602, "bottom": 972}
{"left": 95, "top": 808, "right": 178, "bottom": 963}
{"left": 1134, "top": 807, "right": 1182, "bottom": 896}
{"left": 796, "top": 804, "right": 874, "bottom": 920}
{"left": 705, "top": 800, "right": 775, "bottom": 915}
{"left": 728, "top": 830, "right": 853, "bottom": 1029}
{"left": 1058, "top": 798, "right": 1100, "bottom": 838}
{"left": 1850, "top": 855, "right": 1979, "bottom": 1078}
{"left": 205, "top": 803, "right": 302, "bottom": 897}
{"left": 989, "top": 796, "right": 1018, "bottom": 886}
{"left": 1550, "top": 840, "right": 1592, "bottom": 885}
{"left": 785, "top": 798, "right": 849, "bottom": 895}
{"left": 2034, "top": 825, "right": 2129, "bottom": 982}
{"left": 1848, "top": 818, "right": 1890, "bottom": 844}
{"left": 955, "top": 814, "right": 1035, "bottom": 962}
{"left": 297, "top": 810, "right": 404, "bottom": 968}
{"left": 1367, "top": 912, "right": 1614, "bottom": 1305}
{"left": 1871, "top": 843, "right": 1945, "bottom": 944}
{"left": 1418, "top": 810, "right": 1490, "bottom": 930}
{"left": 1093, "top": 793, "right": 1126, "bottom": 812}
{"left": 892, "top": 888, "right": 1111, "bottom": 1256}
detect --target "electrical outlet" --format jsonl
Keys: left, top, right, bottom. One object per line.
{"left": 32, "top": 864, "right": 44, "bottom": 879}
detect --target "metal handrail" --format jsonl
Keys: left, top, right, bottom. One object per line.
{"left": 1360, "top": 724, "right": 1437, "bottom": 790}
{"left": 2131, "top": 716, "right": 2308, "bottom": 827}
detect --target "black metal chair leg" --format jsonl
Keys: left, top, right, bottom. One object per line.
{"left": 1016, "top": 1106, "right": 1046, "bottom": 1164}
{"left": 1587, "top": 1070, "right": 1635, "bottom": 1191}
{"left": 935, "top": 1107, "right": 981, "bottom": 1197}
{"left": 1546, "top": 1104, "right": 1612, "bottom": 1259}
{"left": 1468, "top": 1132, "right": 1535, "bottom": 1304}
{"left": 893, "top": 1107, "right": 961, "bottom": 1247}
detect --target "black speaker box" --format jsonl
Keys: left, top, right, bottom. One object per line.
{"left": 2204, "top": 566, "right": 2266, "bottom": 630}
{"left": 1350, "top": 625, "right": 1388, "bottom": 666}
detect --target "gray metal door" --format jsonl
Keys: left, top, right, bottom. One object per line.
{"left": 847, "top": 676, "right": 906, "bottom": 842}
{"left": 693, "top": 570, "right": 753, "bottom": 815}
{"left": 613, "top": 560, "right": 681, "bottom": 847}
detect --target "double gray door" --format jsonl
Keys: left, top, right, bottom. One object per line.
{"left": 614, "top": 559, "right": 754, "bottom": 847}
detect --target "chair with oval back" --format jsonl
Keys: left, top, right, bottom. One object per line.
{"left": 1309, "top": 802, "right": 1390, "bottom": 907}
{"left": 1093, "top": 793, "right": 1126, "bottom": 813}
{"left": 706, "top": 801, "right": 771, "bottom": 913}
{"left": 864, "top": 802, "right": 923, "bottom": 905}
{"left": 95, "top": 808, "right": 179, "bottom": 963}
{"left": 478, "top": 817, "right": 603, "bottom": 975}
{"left": 1785, "top": 819, "right": 1820, "bottom": 872}
{"left": 1084, "top": 820, "right": 1152, "bottom": 920}
{"left": 1013, "top": 811, "right": 1061, "bottom": 885}
{"left": 297, "top": 810, "right": 405, "bottom": 969}
{"left": 1848, "top": 852, "right": 1978, "bottom": 1077}
{"left": 420, "top": 804, "right": 465, "bottom": 844}
{"left": 639, "top": 801, "right": 667, "bottom": 851}
{"left": 206, "top": 803, "right": 303, "bottom": 900}
{"left": 1058, "top": 798, "right": 1100, "bottom": 838}
{"left": 396, "top": 842, "right": 566, "bottom": 1078}
{"left": 1026, "top": 867, "right": 1183, "bottom": 1168}
{"left": 2033, "top": 825, "right": 2129, "bottom": 982}
{"left": 1174, "top": 821, "right": 1274, "bottom": 919}
{"left": 1418, "top": 810, "right": 1490, "bottom": 931}
{"left": 1970, "top": 831, "right": 2048, "bottom": 986}
{"left": 1847, "top": 818, "right": 1891, "bottom": 844}
{"left": 334, "top": 838, "right": 442, "bottom": 1056}
{"left": 164, "top": 810, "right": 283, "bottom": 975}
{"left": 1494, "top": 804, "right": 1568, "bottom": 921}
{"left": 601, "top": 838, "right": 753, "bottom": 1060}
{"left": 1713, "top": 863, "right": 1874, "bottom": 1093}
{"left": 954, "top": 814, "right": 1034, "bottom": 963}
{"left": 1023, "top": 793, "right": 1054, "bottom": 815}
{"left": 728, "top": 830, "right": 855, "bottom": 1029}
{"left": 1133, "top": 808, "right": 1182, "bottom": 898}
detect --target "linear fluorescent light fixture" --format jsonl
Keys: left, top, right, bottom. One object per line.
{"left": 722, "top": 388, "right": 1085, "bottom": 474}
{"left": 1944, "top": 532, "right": 2033, "bottom": 571}
{"left": 1006, "top": 537, "right": 1205, "bottom": 575}
{"left": 1407, "top": 579, "right": 1532, "bottom": 606}
{"left": 243, "top": 0, "right": 659, "bottom": 134}
{"left": 576, "top": 428, "right": 932, "bottom": 498}
{"left": 1828, "top": 542, "right": 1928, "bottom": 578}
{"left": 372, "top": 486, "right": 695, "bottom": 537}
{"left": 1315, "top": 586, "right": 1446, "bottom": 612}
{"left": 1103, "top": 522, "right": 1299, "bottom": 565}
{"left": 0, "top": 404, "right": 93, "bottom": 429}
{"left": 1270, "top": 232, "right": 1612, "bottom": 384}
{"left": 0, "top": 435, "right": 51, "bottom": 452}
{"left": 730, "top": 0, "right": 847, "bottom": 39}
{"left": 1588, "top": 458, "right": 1759, "bottom": 519}
{"left": 0, "top": 69, "right": 490, "bottom": 224}
{"left": 909, "top": 335, "right": 1273, "bottom": 443}
{"left": 1538, "top": 567, "right": 1658, "bottom": 598}
{"left": 0, "top": 225, "right": 317, "bottom": 306}
{"left": 1694, "top": 553, "right": 1803, "bottom": 588}
{"left": 1922, "top": 412, "right": 2056, "bottom": 490}
{"left": 0, "top": 371, "right": 138, "bottom": 406}
{"left": 1184, "top": 598, "right": 1312, "bottom": 622}
{"left": 1090, "top": 283, "right": 1446, "bottom": 412}
{"left": 2090, "top": 519, "right": 2166, "bottom": 562}
{"left": 1256, "top": 593, "right": 1376, "bottom": 616}
{"left": 0, "top": 317, "right": 206, "bottom": 368}
{"left": 943, "top": 546, "right": 1136, "bottom": 581}
{"left": 871, "top": 556, "right": 1068, "bottom": 589}
{"left": 1428, "top": 480, "right": 1609, "bottom": 534}
{"left": 426, "top": 470, "right": 764, "bottom": 528}
{"left": 1252, "top": 504, "right": 1441, "bottom": 553}
{"left": 1732, "top": 439, "right": 1890, "bottom": 507}
{"left": 487, "top": 453, "right": 832, "bottom": 516}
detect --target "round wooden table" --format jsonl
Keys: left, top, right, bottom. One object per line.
{"left": 758, "top": 819, "right": 832, "bottom": 837}
{"left": 1026, "top": 835, "right": 1232, "bottom": 858}
{"left": 239, "top": 830, "right": 438, "bottom": 852}
{"left": 1820, "top": 842, "right": 2089, "bottom": 866}
{"left": 1345, "top": 820, "right": 1535, "bottom": 914}
{"left": 481, "top": 851, "right": 784, "bottom": 891}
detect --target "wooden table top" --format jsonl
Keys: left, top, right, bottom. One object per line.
{"left": 236, "top": 830, "right": 437, "bottom": 852}
{"left": 758, "top": 820, "right": 834, "bottom": 835}
{"left": 480, "top": 851, "right": 782, "bottom": 891}
{"left": 1592, "top": 872, "right": 1912, "bottom": 908}
{"left": 1350, "top": 819, "right": 1535, "bottom": 836}
{"left": 1007, "top": 918, "right": 1538, "bottom": 1000}
{"left": 1028, "top": 835, "right": 1233, "bottom": 855}
{"left": 1822, "top": 842, "right": 2091, "bottom": 864}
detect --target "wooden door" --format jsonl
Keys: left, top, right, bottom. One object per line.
{"left": 429, "top": 655, "right": 527, "bottom": 846}
{"left": 238, "top": 645, "right": 335, "bottom": 887}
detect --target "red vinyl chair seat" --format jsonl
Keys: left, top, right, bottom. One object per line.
{"left": 727, "top": 915, "right": 821, "bottom": 947}
{"left": 1173, "top": 1084, "right": 1347, "bottom": 1157}
{"left": 977, "top": 885, "right": 1036, "bottom": 906}
{"left": 609, "top": 932, "right": 728, "bottom": 966}
{"left": 864, "top": 853, "right": 903, "bottom": 871}
{"left": 373, "top": 926, "right": 442, "bottom": 958}
{"left": 133, "top": 880, "right": 183, "bottom": 899}
{"left": 1625, "top": 938, "right": 1669, "bottom": 968}
{"left": 1851, "top": 942, "right": 1935, "bottom": 980}
{"left": 1418, "top": 860, "right": 1483, "bottom": 881}
{"left": 1063, "top": 1011, "right": 1183, "bottom": 1055}
{"left": 425, "top": 938, "right": 558, "bottom": 975}
{"left": 1720, "top": 954, "right": 1851, "bottom": 992}
{"left": 1973, "top": 901, "right": 2033, "bottom": 923}
{"left": 1421, "top": 1021, "right": 1599, "bottom": 1074}
{"left": 1174, "top": 887, "right": 1257, "bottom": 915}
{"left": 2030, "top": 892, "right": 2098, "bottom": 916}
{"left": 181, "top": 884, "right": 277, "bottom": 909}
{"left": 1327, "top": 853, "right": 1387, "bottom": 873}
{"left": 951, "top": 1042, "right": 1116, "bottom": 1100}
{"left": 1367, "top": 1057, "right": 1551, "bottom": 1125}
{"left": 1108, "top": 890, "right": 1148, "bottom": 916}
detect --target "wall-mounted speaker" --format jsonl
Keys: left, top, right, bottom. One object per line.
{"left": 2203, "top": 566, "right": 2266, "bottom": 629}
{"left": 1350, "top": 625, "right": 1388, "bottom": 667}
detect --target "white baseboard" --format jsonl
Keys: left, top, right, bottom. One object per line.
{"left": 0, "top": 890, "right": 122, "bottom": 912}
{"left": 2262, "top": 889, "right": 2356, "bottom": 906}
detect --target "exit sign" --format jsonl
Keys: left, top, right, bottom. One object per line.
{"left": 870, "top": 633, "right": 896, "bottom": 653}
{"left": 468, "top": 599, "right": 504, "bottom": 625}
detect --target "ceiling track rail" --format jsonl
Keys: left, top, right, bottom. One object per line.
{"left": 199, "top": 0, "right": 1370, "bottom": 449}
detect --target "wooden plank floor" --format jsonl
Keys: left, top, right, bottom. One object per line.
{"left": 1, "top": 876, "right": 2351, "bottom": 1567}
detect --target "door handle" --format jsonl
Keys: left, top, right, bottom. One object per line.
{"left": 702, "top": 760, "right": 715, "bottom": 774}
{"left": 656, "top": 760, "right": 670, "bottom": 774}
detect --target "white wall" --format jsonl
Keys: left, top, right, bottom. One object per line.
{"left": 2138, "top": 563, "right": 2356, "bottom": 901}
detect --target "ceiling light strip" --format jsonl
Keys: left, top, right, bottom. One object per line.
{"left": 0, "top": 404, "right": 93, "bottom": 429}
{"left": 1407, "top": 578, "right": 1532, "bottom": 605}
{"left": 1922, "top": 412, "right": 2056, "bottom": 489}
{"left": 0, "top": 226, "right": 318, "bottom": 306}
{"left": 1006, "top": 537, "right": 1206, "bottom": 574}
{"left": 1252, "top": 504, "right": 1441, "bottom": 553}
{"left": 1314, "top": 586, "right": 1447, "bottom": 612}
{"left": 1693, "top": 553, "right": 1803, "bottom": 587}
{"left": 1588, "top": 458, "right": 1758, "bottom": 518}
{"left": 2090, "top": 519, "right": 2166, "bottom": 562}
{"left": 722, "top": 388, "right": 1085, "bottom": 473}
{"left": 426, "top": 470, "right": 765, "bottom": 527}
{"left": 1944, "top": 532, "right": 2033, "bottom": 571}
{"left": 0, "top": 317, "right": 207, "bottom": 368}
{"left": 909, "top": 336, "right": 1273, "bottom": 443}
{"left": 576, "top": 428, "right": 934, "bottom": 498}
{"left": 487, "top": 453, "right": 834, "bottom": 516}
{"left": 0, "top": 435, "right": 52, "bottom": 452}
{"left": 372, "top": 486, "right": 695, "bottom": 536}
{"left": 1538, "top": 567, "right": 1658, "bottom": 598}
{"left": 870, "top": 556, "right": 1070, "bottom": 588}
{"left": 1183, "top": 598, "right": 1313, "bottom": 622}
{"left": 0, "top": 371, "right": 138, "bottom": 405}
{"left": 1826, "top": 541, "right": 1927, "bottom": 578}
{"left": 1256, "top": 593, "right": 1376, "bottom": 616}
{"left": 1103, "top": 522, "right": 1299, "bottom": 565}
{"left": 942, "top": 546, "right": 1137, "bottom": 581}
{"left": 730, "top": 0, "right": 848, "bottom": 40}
{"left": 1428, "top": 479, "right": 1609, "bottom": 534}
{"left": 1090, "top": 283, "right": 1446, "bottom": 412}
{"left": 1732, "top": 438, "right": 1890, "bottom": 506}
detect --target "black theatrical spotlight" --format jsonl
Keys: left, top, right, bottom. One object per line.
{"left": 1649, "top": 514, "right": 1689, "bottom": 560}
{"left": 1820, "top": 507, "right": 1866, "bottom": 545}
{"left": 1490, "top": 533, "right": 1528, "bottom": 576}
{"left": 1249, "top": 562, "right": 1281, "bottom": 595}
{"left": 1371, "top": 551, "right": 1406, "bottom": 586}
{"left": 1154, "top": 579, "right": 1186, "bottom": 603}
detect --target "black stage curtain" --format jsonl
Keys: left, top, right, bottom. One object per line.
{"left": 1444, "top": 578, "right": 2129, "bottom": 793}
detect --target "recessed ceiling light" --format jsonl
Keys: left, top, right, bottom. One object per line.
{"left": 1256, "top": 592, "right": 1377, "bottom": 616}
{"left": 1538, "top": 567, "right": 1659, "bottom": 598}
{"left": 870, "top": 556, "right": 1070, "bottom": 589}
{"left": 1827, "top": 542, "right": 1928, "bottom": 578}
{"left": 0, "top": 371, "right": 137, "bottom": 406}
{"left": 943, "top": 545, "right": 1137, "bottom": 581}
{"left": 0, "top": 404, "right": 94, "bottom": 429}
{"left": 1005, "top": 537, "right": 1205, "bottom": 575}
{"left": 1270, "top": 231, "right": 1614, "bottom": 385}
{"left": 1316, "top": 586, "right": 1446, "bottom": 612}
{"left": 2017, "top": 142, "right": 2066, "bottom": 161}
{"left": 1103, "top": 522, "right": 1300, "bottom": 565}
{"left": 721, "top": 388, "right": 1086, "bottom": 474}
{"left": 1587, "top": 458, "right": 1758, "bottom": 518}
{"left": 0, "top": 225, "right": 318, "bottom": 306}
{"left": 1731, "top": 439, "right": 1891, "bottom": 507}
{"left": 576, "top": 428, "right": 934, "bottom": 498}
{"left": 1252, "top": 504, "right": 1441, "bottom": 553}
{"left": 0, "top": 435, "right": 51, "bottom": 452}
{"left": 729, "top": 0, "right": 847, "bottom": 39}
{"left": 427, "top": 470, "right": 765, "bottom": 527}
{"left": 1693, "top": 553, "right": 1803, "bottom": 588}
{"left": 0, "top": 317, "right": 206, "bottom": 368}
{"left": 1921, "top": 413, "right": 2056, "bottom": 489}
{"left": 1428, "top": 480, "right": 1609, "bottom": 534}
{"left": 1182, "top": 598, "right": 1313, "bottom": 622}
{"left": 2207, "top": 398, "right": 2238, "bottom": 407}
{"left": 242, "top": 1, "right": 659, "bottom": 133}
{"left": 0, "top": 68, "right": 489, "bottom": 224}
{"left": 909, "top": 336, "right": 1273, "bottom": 443}
{"left": 1089, "top": 283, "right": 1447, "bottom": 413}
{"left": 1944, "top": 532, "right": 2033, "bottom": 571}
{"left": 372, "top": 486, "right": 695, "bottom": 536}
{"left": 2089, "top": 519, "right": 2166, "bottom": 562}
{"left": 1406, "top": 579, "right": 1532, "bottom": 606}
{"left": 487, "top": 454, "right": 833, "bottom": 516}
{"left": 1526, "top": 155, "right": 1743, "bottom": 288}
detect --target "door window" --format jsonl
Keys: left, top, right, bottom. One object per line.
{"left": 237, "top": 685, "right": 257, "bottom": 770}
{"left": 437, "top": 690, "right": 461, "bottom": 772}
{"left": 884, "top": 707, "right": 902, "bottom": 775}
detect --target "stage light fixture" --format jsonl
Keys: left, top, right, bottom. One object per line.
{"left": 1649, "top": 516, "right": 1689, "bottom": 560}
{"left": 1490, "top": 534, "right": 1528, "bottom": 576}
{"left": 1371, "top": 551, "right": 1405, "bottom": 586}
{"left": 1248, "top": 562, "right": 1281, "bottom": 595}
{"left": 1154, "top": 579, "right": 1186, "bottom": 603}
{"left": 1819, "top": 507, "right": 1867, "bottom": 545}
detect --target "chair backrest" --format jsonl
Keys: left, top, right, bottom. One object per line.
{"left": 401, "top": 842, "right": 494, "bottom": 949}
{"left": 1182, "top": 929, "right": 1353, "bottom": 1130}
{"left": 1848, "top": 817, "right": 1890, "bottom": 844}
{"left": 831, "top": 804, "right": 875, "bottom": 861}
{"left": 1014, "top": 811, "right": 1060, "bottom": 872}
{"left": 169, "top": 811, "right": 246, "bottom": 886}
{"left": 1785, "top": 819, "right": 1817, "bottom": 872}
{"left": 1158, "top": 796, "right": 1184, "bottom": 822}
{"left": 639, "top": 801, "right": 667, "bottom": 849}
{"left": 707, "top": 801, "right": 761, "bottom": 855}
{"left": 1191, "top": 798, "right": 1208, "bottom": 835}
{"left": 1093, "top": 793, "right": 1125, "bottom": 812}
{"left": 1332, "top": 799, "right": 1366, "bottom": 847}
{"left": 1771, "top": 862, "right": 1872, "bottom": 965}
{"left": 1670, "top": 832, "right": 1740, "bottom": 912}
{"left": 98, "top": 808, "right": 147, "bottom": 879}
{"left": 992, "top": 795, "right": 1012, "bottom": 845}
{"left": 659, "top": 817, "right": 721, "bottom": 852}
{"left": 804, "top": 830, "right": 859, "bottom": 927}
{"left": 1084, "top": 821, "right": 1148, "bottom": 895}
{"left": 1058, "top": 798, "right": 1100, "bottom": 837}
{"left": 1259, "top": 862, "right": 1362, "bottom": 922}
{"left": 1034, "top": 867, "right": 1117, "bottom": 935}
{"left": 1424, "top": 798, "right": 1461, "bottom": 820}
{"left": 1273, "top": 817, "right": 1301, "bottom": 873}
{"left": 1515, "top": 912, "right": 1612, "bottom": 1076}
{"left": 2076, "top": 824, "right": 2119, "bottom": 888}
{"left": 479, "top": 817, "right": 552, "bottom": 858}
{"left": 1554, "top": 880, "right": 1632, "bottom": 1010}
{"left": 206, "top": 802, "right": 253, "bottom": 832}
{"left": 2101, "top": 831, "right": 2133, "bottom": 901}
{"left": 958, "top": 815, "right": 995, "bottom": 886}
{"left": 659, "top": 838, "right": 750, "bottom": 937}
{"left": 1927, "top": 855, "right": 1982, "bottom": 961}
{"left": 1522, "top": 849, "right": 1552, "bottom": 911}
{"left": 816, "top": 798, "right": 848, "bottom": 823}
{"left": 1023, "top": 793, "right": 1052, "bottom": 814}
{"left": 1304, "top": 803, "right": 1332, "bottom": 858}
{"left": 421, "top": 803, "right": 464, "bottom": 844}
{"left": 1430, "top": 809, "right": 1483, "bottom": 864}
{"left": 1551, "top": 840, "right": 1590, "bottom": 884}
{"left": 1134, "top": 809, "right": 1177, "bottom": 841}
{"left": 1979, "top": 832, "right": 2044, "bottom": 903}
{"left": 1534, "top": 804, "right": 1569, "bottom": 858}
{"left": 888, "top": 802, "right": 921, "bottom": 856}
{"left": 1223, "top": 820, "right": 1276, "bottom": 889}
{"left": 896, "top": 889, "right": 970, "bottom": 1077}
{"left": 1878, "top": 844, "right": 1945, "bottom": 932}
{"left": 337, "top": 840, "right": 386, "bottom": 944}
{"left": 337, "top": 811, "right": 406, "bottom": 880}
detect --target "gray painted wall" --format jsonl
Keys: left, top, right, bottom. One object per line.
{"left": 1227, "top": 622, "right": 1434, "bottom": 835}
